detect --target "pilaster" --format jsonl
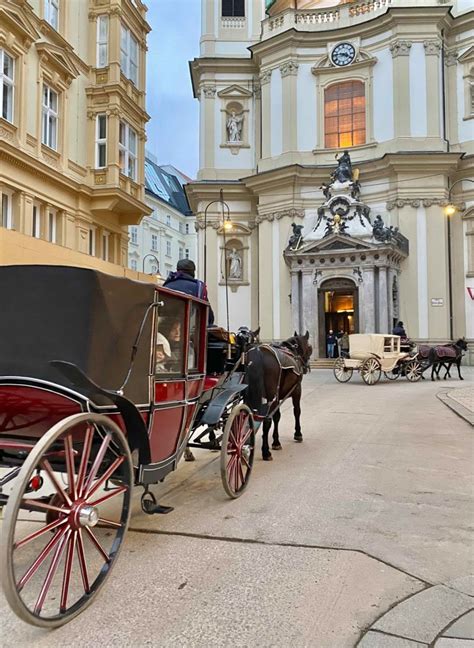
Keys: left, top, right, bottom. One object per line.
{"left": 390, "top": 40, "right": 411, "bottom": 139}
{"left": 201, "top": 85, "right": 216, "bottom": 171}
{"left": 280, "top": 60, "right": 298, "bottom": 153}
{"left": 378, "top": 266, "right": 389, "bottom": 333}
{"left": 362, "top": 267, "right": 375, "bottom": 333}
{"left": 260, "top": 70, "right": 272, "bottom": 159}
{"left": 424, "top": 40, "right": 442, "bottom": 139}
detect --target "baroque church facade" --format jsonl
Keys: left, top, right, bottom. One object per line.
{"left": 186, "top": 0, "right": 474, "bottom": 360}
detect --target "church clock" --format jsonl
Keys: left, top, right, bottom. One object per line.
{"left": 331, "top": 42, "right": 356, "bottom": 67}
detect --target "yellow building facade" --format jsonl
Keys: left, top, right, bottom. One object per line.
{"left": 0, "top": 0, "right": 151, "bottom": 277}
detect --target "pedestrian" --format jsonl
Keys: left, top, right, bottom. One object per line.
{"left": 335, "top": 329, "right": 344, "bottom": 358}
{"left": 340, "top": 331, "right": 350, "bottom": 358}
{"left": 326, "top": 329, "right": 337, "bottom": 358}
{"left": 392, "top": 321, "right": 407, "bottom": 337}
{"left": 163, "top": 259, "right": 215, "bottom": 325}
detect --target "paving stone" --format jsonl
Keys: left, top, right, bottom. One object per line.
{"left": 444, "top": 611, "right": 474, "bottom": 640}
{"left": 435, "top": 639, "right": 474, "bottom": 647}
{"left": 448, "top": 576, "right": 474, "bottom": 598}
{"left": 358, "top": 631, "right": 427, "bottom": 647}
{"left": 373, "top": 586, "right": 474, "bottom": 644}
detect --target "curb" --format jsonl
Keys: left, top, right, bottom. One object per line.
{"left": 437, "top": 389, "right": 474, "bottom": 426}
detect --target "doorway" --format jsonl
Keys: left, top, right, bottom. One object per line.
{"left": 318, "top": 279, "right": 359, "bottom": 357}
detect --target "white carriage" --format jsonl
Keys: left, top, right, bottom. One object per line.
{"left": 333, "top": 334, "right": 422, "bottom": 385}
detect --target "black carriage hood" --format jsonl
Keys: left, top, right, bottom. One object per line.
{"left": 0, "top": 265, "right": 156, "bottom": 404}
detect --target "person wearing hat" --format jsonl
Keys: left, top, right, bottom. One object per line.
{"left": 155, "top": 332, "right": 171, "bottom": 372}
{"left": 163, "top": 259, "right": 215, "bottom": 325}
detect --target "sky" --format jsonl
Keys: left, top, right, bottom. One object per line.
{"left": 146, "top": 1, "right": 201, "bottom": 179}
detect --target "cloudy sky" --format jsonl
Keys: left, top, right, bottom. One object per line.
{"left": 146, "top": 1, "right": 201, "bottom": 179}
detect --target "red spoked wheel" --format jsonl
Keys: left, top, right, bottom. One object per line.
{"left": 220, "top": 403, "right": 255, "bottom": 499}
{"left": 0, "top": 413, "right": 132, "bottom": 628}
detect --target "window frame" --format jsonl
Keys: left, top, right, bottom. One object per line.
{"left": 48, "top": 209, "right": 57, "bottom": 244}
{"left": 131, "top": 258, "right": 138, "bottom": 271}
{"left": 119, "top": 120, "right": 137, "bottom": 181}
{"left": 44, "top": 0, "right": 59, "bottom": 30}
{"left": 166, "top": 240, "right": 171, "bottom": 257}
{"left": 151, "top": 233, "right": 158, "bottom": 252}
{"left": 1, "top": 191, "right": 13, "bottom": 230}
{"left": 42, "top": 84, "right": 59, "bottom": 150}
{"left": 32, "top": 204, "right": 41, "bottom": 239}
{"left": 222, "top": 0, "right": 245, "bottom": 17}
{"left": 102, "top": 231, "right": 110, "bottom": 261}
{"left": 120, "top": 24, "right": 139, "bottom": 86}
{"left": 88, "top": 227, "right": 96, "bottom": 256}
{"left": 96, "top": 113, "right": 107, "bottom": 169}
{"left": 0, "top": 49, "right": 14, "bottom": 123}
{"left": 130, "top": 226, "right": 138, "bottom": 244}
{"left": 96, "top": 15, "right": 109, "bottom": 68}
{"left": 324, "top": 80, "right": 366, "bottom": 150}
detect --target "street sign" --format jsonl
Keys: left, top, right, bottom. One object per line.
{"left": 431, "top": 298, "right": 444, "bottom": 307}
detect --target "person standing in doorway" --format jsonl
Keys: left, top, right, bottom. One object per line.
{"left": 340, "top": 332, "right": 350, "bottom": 358}
{"left": 326, "top": 329, "right": 337, "bottom": 358}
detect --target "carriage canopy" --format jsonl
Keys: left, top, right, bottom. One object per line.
{"left": 349, "top": 334, "right": 401, "bottom": 360}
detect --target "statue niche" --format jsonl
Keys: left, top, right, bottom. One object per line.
{"left": 225, "top": 102, "right": 244, "bottom": 144}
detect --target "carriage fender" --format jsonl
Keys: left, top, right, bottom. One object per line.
{"left": 200, "top": 384, "right": 248, "bottom": 426}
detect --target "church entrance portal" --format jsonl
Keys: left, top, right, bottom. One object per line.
{"left": 318, "top": 278, "right": 359, "bottom": 357}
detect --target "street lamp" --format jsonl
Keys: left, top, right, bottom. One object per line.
{"left": 444, "top": 178, "right": 473, "bottom": 340}
{"left": 202, "top": 191, "right": 231, "bottom": 283}
{"left": 142, "top": 253, "right": 160, "bottom": 275}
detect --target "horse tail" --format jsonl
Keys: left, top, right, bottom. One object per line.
{"left": 244, "top": 347, "right": 265, "bottom": 415}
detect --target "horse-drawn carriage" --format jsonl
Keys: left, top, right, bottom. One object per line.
{"left": 0, "top": 266, "right": 256, "bottom": 627}
{"left": 333, "top": 334, "right": 422, "bottom": 385}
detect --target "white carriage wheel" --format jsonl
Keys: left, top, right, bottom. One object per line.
{"left": 0, "top": 413, "right": 133, "bottom": 628}
{"left": 361, "top": 357, "right": 382, "bottom": 386}
{"left": 334, "top": 357, "right": 353, "bottom": 383}
{"left": 220, "top": 403, "right": 255, "bottom": 499}
{"left": 405, "top": 359, "right": 422, "bottom": 382}
{"left": 384, "top": 370, "right": 400, "bottom": 381}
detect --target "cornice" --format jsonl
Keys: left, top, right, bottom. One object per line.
{"left": 256, "top": 208, "right": 305, "bottom": 223}
{"left": 386, "top": 197, "right": 466, "bottom": 211}
{"left": 85, "top": 85, "right": 150, "bottom": 123}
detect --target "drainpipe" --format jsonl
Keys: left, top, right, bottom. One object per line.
{"left": 441, "top": 29, "right": 449, "bottom": 153}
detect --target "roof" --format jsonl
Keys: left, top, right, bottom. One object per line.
{"left": 144, "top": 157, "right": 193, "bottom": 217}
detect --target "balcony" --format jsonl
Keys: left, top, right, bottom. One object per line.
{"left": 262, "top": 0, "right": 397, "bottom": 39}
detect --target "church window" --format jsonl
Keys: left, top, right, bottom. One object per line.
{"left": 222, "top": 0, "right": 245, "bottom": 17}
{"left": 324, "top": 81, "right": 366, "bottom": 149}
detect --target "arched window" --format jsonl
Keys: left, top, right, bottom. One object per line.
{"left": 222, "top": 0, "right": 245, "bottom": 17}
{"left": 324, "top": 81, "right": 366, "bottom": 149}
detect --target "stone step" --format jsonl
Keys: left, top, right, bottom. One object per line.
{"left": 310, "top": 359, "right": 336, "bottom": 369}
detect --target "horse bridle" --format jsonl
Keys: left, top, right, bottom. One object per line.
{"left": 282, "top": 339, "right": 311, "bottom": 375}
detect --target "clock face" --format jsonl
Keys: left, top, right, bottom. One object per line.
{"left": 331, "top": 42, "right": 356, "bottom": 67}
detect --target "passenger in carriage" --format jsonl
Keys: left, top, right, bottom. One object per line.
{"left": 163, "top": 259, "right": 215, "bottom": 325}
{"left": 155, "top": 332, "right": 171, "bottom": 372}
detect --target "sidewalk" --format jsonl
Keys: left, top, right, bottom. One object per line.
{"left": 437, "top": 386, "right": 474, "bottom": 426}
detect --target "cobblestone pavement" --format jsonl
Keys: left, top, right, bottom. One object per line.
{"left": 437, "top": 384, "right": 474, "bottom": 425}
{"left": 1, "top": 368, "right": 473, "bottom": 647}
{"left": 447, "top": 387, "right": 474, "bottom": 412}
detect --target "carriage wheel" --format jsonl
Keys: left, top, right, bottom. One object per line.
{"left": 0, "top": 413, "right": 132, "bottom": 628}
{"left": 384, "top": 369, "right": 400, "bottom": 381}
{"left": 361, "top": 358, "right": 381, "bottom": 385}
{"left": 220, "top": 403, "right": 255, "bottom": 499}
{"left": 405, "top": 359, "right": 422, "bottom": 382}
{"left": 334, "top": 357, "right": 353, "bottom": 383}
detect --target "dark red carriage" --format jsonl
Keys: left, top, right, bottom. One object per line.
{"left": 0, "top": 266, "right": 255, "bottom": 627}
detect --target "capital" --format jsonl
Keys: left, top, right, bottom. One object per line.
{"left": 390, "top": 40, "right": 412, "bottom": 58}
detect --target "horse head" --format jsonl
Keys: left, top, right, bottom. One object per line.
{"left": 292, "top": 330, "right": 313, "bottom": 373}
{"left": 235, "top": 326, "right": 260, "bottom": 353}
{"left": 455, "top": 337, "right": 468, "bottom": 352}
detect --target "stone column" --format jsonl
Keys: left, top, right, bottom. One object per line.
{"left": 362, "top": 267, "right": 375, "bottom": 333}
{"left": 302, "top": 270, "right": 316, "bottom": 352}
{"left": 424, "top": 40, "right": 442, "bottom": 139}
{"left": 259, "top": 70, "right": 272, "bottom": 159}
{"left": 291, "top": 270, "right": 300, "bottom": 334}
{"left": 390, "top": 40, "right": 411, "bottom": 139}
{"left": 280, "top": 60, "right": 298, "bottom": 154}
{"left": 378, "top": 266, "right": 389, "bottom": 333}
{"left": 387, "top": 268, "right": 395, "bottom": 332}
{"left": 200, "top": 85, "right": 216, "bottom": 172}
{"left": 257, "top": 218, "right": 273, "bottom": 340}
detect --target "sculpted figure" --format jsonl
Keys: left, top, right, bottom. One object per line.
{"left": 288, "top": 222, "right": 304, "bottom": 249}
{"left": 229, "top": 248, "right": 242, "bottom": 279}
{"left": 331, "top": 150, "right": 353, "bottom": 184}
{"left": 227, "top": 111, "right": 244, "bottom": 143}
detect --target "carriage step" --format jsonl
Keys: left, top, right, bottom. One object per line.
{"left": 310, "top": 359, "right": 336, "bottom": 369}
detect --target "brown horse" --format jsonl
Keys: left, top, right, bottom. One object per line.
{"left": 419, "top": 338, "right": 468, "bottom": 381}
{"left": 245, "top": 332, "right": 313, "bottom": 460}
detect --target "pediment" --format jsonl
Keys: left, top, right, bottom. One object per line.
{"left": 0, "top": 5, "right": 40, "bottom": 51}
{"left": 297, "top": 234, "right": 373, "bottom": 254}
{"left": 36, "top": 42, "right": 80, "bottom": 85}
{"left": 217, "top": 222, "right": 252, "bottom": 236}
{"left": 217, "top": 85, "right": 253, "bottom": 99}
{"left": 459, "top": 45, "right": 474, "bottom": 63}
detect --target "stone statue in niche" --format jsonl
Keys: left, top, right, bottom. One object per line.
{"left": 226, "top": 110, "right": 244, "bottom": 143}
{"left": 229, "top": 248, "right": 242, "bottom": 279}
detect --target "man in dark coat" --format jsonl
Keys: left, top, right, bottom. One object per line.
{"left": 392, "top": 321, "right": 407, "bottom": 337}
{"left": 163, "top": 259, "right": 215, "bottom": 325}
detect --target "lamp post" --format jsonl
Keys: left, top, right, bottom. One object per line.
{"left": 142, "top": 253, "right": 160, "bottom": 275}
{"left": 444, "top": 177, "right": 474, "bottom": 340}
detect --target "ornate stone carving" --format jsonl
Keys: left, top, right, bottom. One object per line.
{"left": 259, "top": 69, "right": 272, "bottom": 85}
{"left": 279, "top": 60, "right": 299, "bottom": 77}
{"left": 445, "top": 50, "right": 458, "bottom": 67}
{"left": 386, "top": 198, "right": 466, "bottom": 212}
{"left": 201, "top": 84, "right": 216, "bottom": 98}
{"left": 424, "top": 40, "right": 442, "bottom": 56}
{"left": 0, "top": 126, "right": 15, "bottom": 142}
{"left": 42, "top": 152, "right": 60, "bottom": 169}
{"left": 256, "top": 208, "right": 305, "bottom": 224}
{"left": 390, "top": 41, "right": 412, "bottom": 58}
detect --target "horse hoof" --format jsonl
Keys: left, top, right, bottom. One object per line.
{"left": 294, "top": 436, "right": 303, "bottom": 443}
{"left": 271, "top": 443, "right": 282, "bottom": 450}
{"left": 460, "top": 377, "right": 464, "bottom": 380}
{"left": 263, "top": 454, "right": 273, "bottom": 461}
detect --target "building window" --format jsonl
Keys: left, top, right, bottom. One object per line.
{"left": 0, "top": 50, "right": 14, "bottom": 123}
{"left": 131, "top": 259, "right": 137, "bottom": 271}
{"left": 96, "top": 114, "right": 107, "bottom": 168}
{"left": 166, "top": 240, "right": 171, "bottom": 257}
{"left": 185, "top": 223, "right": 190, "bottom": 234}
{"left": 324, "top": 81, "right": 366, "bottom": 149}
{"left": 130, "top": 226, "right": 138, "bottom": 244}
{"left": 151, "top": 233, "right": 158, "bottom": 251}
{"left": 88, "top": 228, "right": 96, "bottom": 256}
{"left": 166, "top": 214, "right": 171, "bottom": 227}
{"left": 222, "top": 0, "right": 245, "bottom": 17}
{"left": 1, "top": 192, "right": 12, "bottom": 229}
{"left": 102, "top": 232, "right": 109, "bottom": 261}
{"left": 119, "top": 121, "right": 137, "bottom": 180}
{"left": 42, "top": 85, "right": 58, "bottom": 150}
{"left": 32, "top": 205, "right": 41, "bottom": 238}
{"left": 48, "top": 210, "right": 57, "bottom": 243}
{"left": 178, "top": 247, "right": 184, "bottom": 260}
{"left": 185, "top": 248, "right": 190, "bottom": 260}
{"left": 120, "top": 25, "right": 138, "bottom": 85}
{"left": 44, "top": 0, "right": 59, "bottom": 30}
{"left": 96, "top": 15, "right": 109, "bottom": 68}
